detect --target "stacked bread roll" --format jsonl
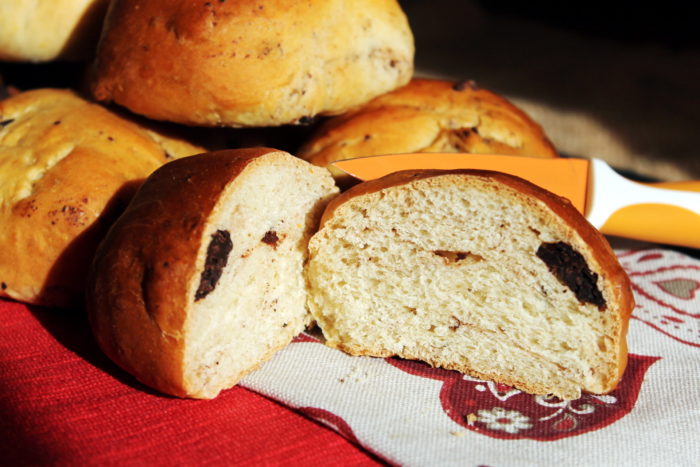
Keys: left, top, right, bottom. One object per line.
{"left": 0, "top": 0, "right": 632, "bottom": 400}
{"left": 0, "top": 89, "right": 204, "bottom": 308}
{"left": 0, "top": 0, "right": 109, "bottom": 62}
{"left": 299, "top": 78, "right": 558, "bottom": 184}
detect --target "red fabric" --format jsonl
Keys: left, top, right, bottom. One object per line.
{"left": 0, "top": 299, "right": 381, "bottom": 465}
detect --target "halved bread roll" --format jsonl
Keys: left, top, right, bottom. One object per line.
{"left": 306, "top": 170, "right": 633, "bottom": 400}
{"left": 87, "top": 148, "right": 338, "bottom": 398}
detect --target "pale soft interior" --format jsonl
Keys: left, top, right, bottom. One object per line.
{"left": 184, "top": 154, "right": 336, "bottom": 398}
{"left": 307, "top": 175, "right": 619, "bottom": 400}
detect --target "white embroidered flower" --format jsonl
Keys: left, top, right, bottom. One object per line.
{"left": 477, "top": 407, "right": 533, "bottom": 434}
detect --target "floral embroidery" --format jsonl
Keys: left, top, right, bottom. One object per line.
{"left": 476, "top": 407, "right": 532, "bottom": 434}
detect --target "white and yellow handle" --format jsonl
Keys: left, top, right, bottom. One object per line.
{"left": 587, "top": 159, "right": 700, "bottom": 248}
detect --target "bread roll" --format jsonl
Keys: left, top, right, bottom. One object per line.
{"left": 87, "top": 149, "right": 338, "bottom": 398}
{"left": 0, "top": 0, "right": 109, "bottom": 62}
{"left": 299, "top": 78, "right": 558, "bottom": 183}
{"left": 0, "top": 89, "right": 204, "bottom": 308}
{"left": 91, "top": 0, "right": 414, "bottom": 127}
{"left": 306, "top": 170, "right": 633, "bottom": 400}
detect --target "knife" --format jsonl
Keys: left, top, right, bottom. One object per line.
{"left": 331, "top": 153, "right": 700, "bottom": 249}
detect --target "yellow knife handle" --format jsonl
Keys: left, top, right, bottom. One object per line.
{"left": 648, "top": 180, "right": 700, "bottom": 193}
{"left": 600, "top": 203, "right": 700, "bottom": 249}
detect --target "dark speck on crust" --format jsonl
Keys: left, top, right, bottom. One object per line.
{"left": 195, "top": 230, "right": 233, "bottom": 301}
{"left": 1, "top": 119, "right": 15, "bottom": 127}
{"left": 452, "top": 80, "right": 479, "bottom": 92}
{"left": 298, "top": 116, "right": 313, "bottom": 125}
{"left": 536, "top": 242, "right": 606, "bottom": 310}
{"left": 1, "top": 282, "right": 6, "bottom": 290}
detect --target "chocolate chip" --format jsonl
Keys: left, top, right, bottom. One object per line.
{"left": 195, "top": 230, "right": 233, "bottom": 301}
{"left": 261, "top": 230, "right": 279, "bottom": 248}
{"left": 1, "top": 282, "right": 6, "bottom": 290}
{"left": 536, "top": 242, "right": 606, "bottom": 310}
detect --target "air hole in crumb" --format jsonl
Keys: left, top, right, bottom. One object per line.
{"left": 433, "top": 250, "right": 483, "bottom": 264}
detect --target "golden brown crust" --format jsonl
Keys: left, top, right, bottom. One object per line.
{"left": 87, "top": 148, "right": 281, "bottom": 397}
{"left": 299, "top": 78, "right": 558, "bottom": 182}
{"left": 91, "top": 0, "right": 414, "bottom": 127}
{"left": 320, "top": 168, "right": 633, "bottom": 392}
{"left": 0, "top": 0, "right": 109, "bottom": 62}
{"left": 0, "top": 89, "right": 204, "bottom": 308}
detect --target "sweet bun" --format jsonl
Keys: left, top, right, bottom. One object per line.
{"left": 87, "top": 148, "right": 338, "bottom": 398}
{"left": 0, "top": 0, "right": 109, "bottom": 62}
{"left": 91, "top": 0, "right": 414, "bottom": 127}
{"left": 306, "top": 170, "right": 633, "bottom": 400}
{"left": 0, "top": 89, "right": 204, "bottom": 308}
{"left": 299, "top": 78, "right": 558, "bottom": 183}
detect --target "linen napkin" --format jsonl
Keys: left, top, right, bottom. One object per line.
{"left": 241, "top": 247, "right": 700, "bottom": 466}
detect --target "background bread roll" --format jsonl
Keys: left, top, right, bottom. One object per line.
{"left": 91, "top": 0, "right": 414, "bottom": 127}
{"left": 307, "top": 170, "right": 633, "bottom": 400}
{"left": 0, "top": 0, "right": 109, "bottom": 62}
{"left": 299, "top": 78, "right": 558, "bottom": 182}
{"left": 88, "top": 149, "right": 338, "bottom": 398}
{"left": 0, "top": 89, "right": 204, "bottom": 308}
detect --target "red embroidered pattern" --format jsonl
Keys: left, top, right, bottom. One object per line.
{"left": 388, "top": 354, "right": 659, "bottom": 441}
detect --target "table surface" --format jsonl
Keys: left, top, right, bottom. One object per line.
{"left": 0, "top": 299, "right": 382, "bottom": 465}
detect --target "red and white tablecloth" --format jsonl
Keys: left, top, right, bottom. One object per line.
{"left": 2, "top": 247, "right": 699, "bottom": 465}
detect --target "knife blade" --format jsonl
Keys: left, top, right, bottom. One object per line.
{"left": 331, "top": 153, "right": 700, "bottom": 248}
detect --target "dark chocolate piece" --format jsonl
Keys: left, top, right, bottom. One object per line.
{"left": 536, "top": 242, "right": 606, "bottom": 310}
{"left": 261, "top": 230, "right": 279, "bottom": 248}
{"left": 195, "top": 230, "right": 233, "bottom": 301}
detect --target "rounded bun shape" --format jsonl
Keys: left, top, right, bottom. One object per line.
{"left": 299, "top": 78, "right": 558, "bottom": 182}
{"left": 0, "top": 0, "right": 109, "bottom": 62}
{"left": 91, "top": 0, "right": 414, "bottom": 127}
{"left": 0, "top": 89, "right": 204, "bottom": 308}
